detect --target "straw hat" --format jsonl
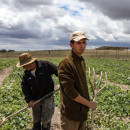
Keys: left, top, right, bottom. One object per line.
{"left": 16, "top": 53, "right": 37, "bottom": 68}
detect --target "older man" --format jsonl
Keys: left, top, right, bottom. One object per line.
{"left": 16, "top": 53, "right": 58, "bottom": 130}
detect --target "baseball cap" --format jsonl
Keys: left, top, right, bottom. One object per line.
{"left": 70, "top": 31, "right": 88, "bottom": 42}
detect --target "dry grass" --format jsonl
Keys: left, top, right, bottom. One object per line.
{"left": 0, "top": 49, "right": 130, "bottom": 60}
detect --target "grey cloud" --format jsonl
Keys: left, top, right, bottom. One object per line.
{"left": 0, "top": 19, "right": 43, "bottom": 39}
{"left": 1, "top": 0, "right": 53, "bottom": 7}
{"left": 17, "top": 0, "right": 53, "bottom": 6}
{"left": 39, "top": 6, "right": 64, "bottom": 20}
{"left": 88, "top": 39, "right": 130, "bottom": 48}
{"left": 81, "top": 0, "right": 130, "bottom": 20}
{"left": 122, "top": 20, "right": 130, "bottom": 34}
{"left": 0, "top": 0, "right": 129, "bottom": 51}
{"left": 0, "top": 29, "right": 40, "bottom": 39}
{"left": 55, "top": 24, "right": 75, "bottom": 34}
{"left": 1, "top": 0, "right": 53, "bottom": 13}
{"left": 12, "top": 0, "right": 53, "bottom": 11}
{"left": 96, "top": 19, "right": 114, "bottom": 34}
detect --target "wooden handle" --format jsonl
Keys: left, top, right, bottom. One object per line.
{"left": 91, "top": 110, "right": 94, "bottom": 130}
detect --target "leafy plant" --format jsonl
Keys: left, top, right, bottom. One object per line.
{"left": 0, "top": 58, "right": 129, "bottom": 129}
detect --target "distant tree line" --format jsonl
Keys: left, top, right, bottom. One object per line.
{"left": 0, "top": 49, "right": 15, "bottom": 53}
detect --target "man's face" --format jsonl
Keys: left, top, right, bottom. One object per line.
{"left": 23, "top": 62, "right": 36, "bottom": 71}
{"left": 70, "top": 39, "right": 87, "bottom": 56}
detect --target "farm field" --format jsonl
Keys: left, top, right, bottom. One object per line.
{"left": 0, "top": 59, "right": 17, "bottom": 71}
{"left": 0, "top": 49, "right": 130, "bottom": 60}
{"left": 0, "top": 57, "right": 129, "bottom": 130}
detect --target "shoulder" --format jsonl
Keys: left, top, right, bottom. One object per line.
{"left": 59, "top": 57, "right": 70, "bottom": 65}
{"left": 37, "top": 60, "right": 48, "bottom": 64}
{"left": 59, "top": 57, "right": 75, "bottom": 70}
{"left": 37, "top": 60, "right": 57, "bottom": 69}
{"left": 37, "top": 60, "right": 50, "bottom": 66}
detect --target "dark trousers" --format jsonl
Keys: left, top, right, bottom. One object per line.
{"left": 32, "top": 96, "right": 54, "bottom": 130}
{"left": 32, "top": 121, "right": 51, "bottom": 130}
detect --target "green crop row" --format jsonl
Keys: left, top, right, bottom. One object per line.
{"left": 0, "top": 57, "right": 129, "bottom": 85}
{"left": 0, "top": 59, "right": 17, "bottom": 70}
{"left": 0, "top": 59, "right": 60, "bottom": 129}
{"left": 89, "top": 85, "right": 130, "bottom": 129}
{"left": 85, "top": 58, "right": 130, "bottom": 85}
{"left": 40, "top": 57, "right": 130, "bottom": 85}
{"left": 0, "top": 58, "right": 129, "bottom": 129}
{"left": 0, "top": 65, "right": 32, "bottom": 130}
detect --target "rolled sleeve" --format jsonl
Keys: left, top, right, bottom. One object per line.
{"left": 58, "top": 60, "right": 79, "bottom": 100}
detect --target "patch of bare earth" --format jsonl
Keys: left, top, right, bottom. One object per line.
{"left": 51, "top": 107, "right": 61, "bottom": 130}
{"left": 104, "top": 80, "right": 130, "bottom": 91}
{"left": 0, "top": 67, "right": 12, "bottom": 86}
{"left": 95, "top": 74, "right": 129, "bottom": 91}
{"left": 122, "top": 117, "right": 130, "bottom": 123}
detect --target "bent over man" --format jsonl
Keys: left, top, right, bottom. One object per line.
{"left": 58, "top": 31, "right": 97, "bottom": 130}
{"left": 16, "top": 53, "right": 58, "bottom": 130}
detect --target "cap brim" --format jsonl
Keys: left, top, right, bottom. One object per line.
{"left": 16, "top": 58, "right": 37, "bottom": 68}
{"left": 73, "top": 36, "right": 88, "bottom": 42}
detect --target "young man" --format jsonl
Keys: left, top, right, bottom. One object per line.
{"left": 16, "top": 53, "right": 58, "bottom": 130}
{"left": 58, "top": 31, "right": 97, "bottom": 130}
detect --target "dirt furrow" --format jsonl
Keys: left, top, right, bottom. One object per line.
{"left": 0, "top": 67, "right": 12, "bottom": 86}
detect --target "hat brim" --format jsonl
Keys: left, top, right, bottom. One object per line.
{"left": 16, "top": 58, "right": 37, "bottom": 68}
{"left": 73, "top": 36, "right": 88, "bottom": 42}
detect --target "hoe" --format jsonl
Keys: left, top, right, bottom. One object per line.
{"left": 0, "top": 86, "right": 60, "bottom": 126}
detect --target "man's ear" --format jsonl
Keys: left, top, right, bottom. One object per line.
{"left": 69, "top": 43, "right": 72, "bottom": 47}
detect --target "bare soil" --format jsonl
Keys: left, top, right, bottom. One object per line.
{"left": 95, "top": 74, "right": 129, "bottom": 91}
{"left": 0, "top": 67, "right": 12, "bottom": 86}
{"left": 51, "top": 107, "right": 61, "bottom": 130}
{"left": 104, "top": 80, "right": 130, "bottom": 91}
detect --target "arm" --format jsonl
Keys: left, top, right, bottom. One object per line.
{"left": 59, "top": 59, "right": 97, "bottom": 110}
{"left": 21, "top": 75, "right": 33, "bottom": 104}
{"left": 58, "top": 60, "right": 80, "bottom": 100}
{"left": 74, "top": 95, "right": 97, "bottom": 110}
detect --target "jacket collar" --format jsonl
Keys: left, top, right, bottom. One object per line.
{"left": 69, "top": 50, "right": 84, "bottom": 62}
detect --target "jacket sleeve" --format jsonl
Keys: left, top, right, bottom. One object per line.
{"left": 58, "top": 59, "right": 79, "bottom": 100}
{"left": 21, "top": 76, "right": 33, "bottom": 103}
{"left": 46, "top": 61, "right": 58, "bottom": 76}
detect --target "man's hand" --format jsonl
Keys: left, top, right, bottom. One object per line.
{"left": 74, "top": 94, "right": 97, "bottom": 110}
{"left": 28, "top": 101, "right": 34, "bottom": 108}
{"left": 89, "top": 101, "right": 97, "bottom": 110}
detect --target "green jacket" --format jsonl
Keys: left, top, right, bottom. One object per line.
{"left": 58, "top": 51, "right": 90, "bottom": 121}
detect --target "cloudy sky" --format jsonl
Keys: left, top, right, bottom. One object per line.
{"left": 0, "top": 0, "right": 130, "bottom": 51}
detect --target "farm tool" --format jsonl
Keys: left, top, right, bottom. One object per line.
{"left": 0, "top": 85, "right": 60, "bottom": 126}
{"left": 88, "top": 67, "right": 107, "bottom": 130}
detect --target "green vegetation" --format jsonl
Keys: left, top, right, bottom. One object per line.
{"left": 0, "top": 49, "right": 6, "bottom": 53}
{"left": 85, "top": 58, "right": 130, "bottom": 85}
{"left": 86, "top": 85, "right": 130, "bottom": 129}
{"left": 0, "top": 59, "right": 17, "bottom": 70}
{"left": 0, "top": 64, "right": 31, "bottom": 129}
{"left": 0, "top": 58, "right": 129, "bottom": 129}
